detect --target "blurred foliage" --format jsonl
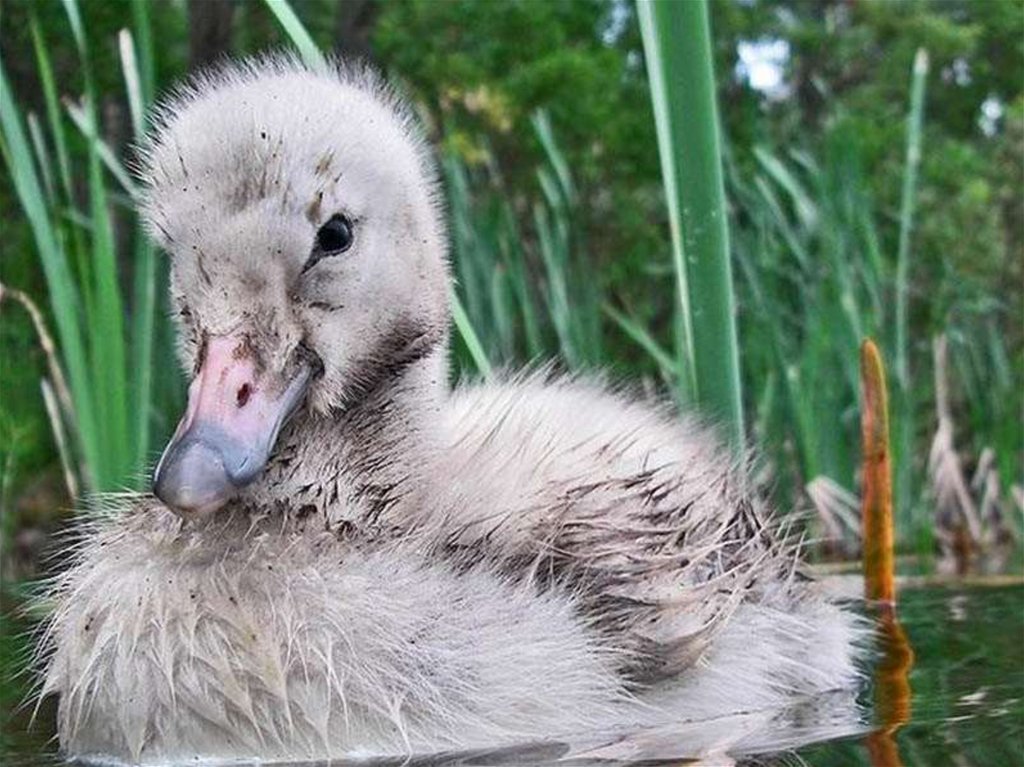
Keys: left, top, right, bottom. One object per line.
{"left": 373, "top": 0, "right": 664, "bottom": 307}
{"left": 0, "top": 0, "right": 1020, "bottom": 545}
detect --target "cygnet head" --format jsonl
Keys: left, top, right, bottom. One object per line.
{"left": 144, "top": 58, "right": 449, "bottom": 518}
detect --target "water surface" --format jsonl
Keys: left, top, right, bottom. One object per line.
{"left": 3, "top": 584, "right": 1021, "bottom": 766}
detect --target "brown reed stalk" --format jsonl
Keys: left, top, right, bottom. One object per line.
{"left": 860, "top": 338, "right": 896, "bottom": 607}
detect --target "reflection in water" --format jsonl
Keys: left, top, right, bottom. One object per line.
{"left": 4, "top": 585, "right": 1022, "bottom": 766}
{"left": 44, "top": 696, "right": 868, "bottom": 766}
{"left": 865, "top": 607, "right": 915, "bottom": 767}
{"left": 3, "top": 612, "right": 872, "bottom": 766}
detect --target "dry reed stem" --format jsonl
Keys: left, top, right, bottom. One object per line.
{"left": 860, "top": 340, "right": 914, "bottom": 766}
{"left": 41, "top": 378, "right": 80, "bottom": 500}
{"left": 0, "top": 280, "right": 80, "bottom": 499}
{"left": 930, "top": 334, "right": 982, "bottom": 543}
{"left": 856, "top": 342, "right": 913, "bottom": 765}
{"left": 860, "top": 338, "right": 896, "bottom": 607}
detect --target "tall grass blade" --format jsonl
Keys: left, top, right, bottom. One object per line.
{"left": 0, "top": 61, "right": 99, "bottom": 487}
{"left": 130, "top": 0, "right": 156, "bottom": 104}
{"left": 895, "top": 49, "right": 929, "bottom": 389}
{"left": 893, "top": 50, "right": 929, "bottom": 549}
{"left": 531, "top": 111, "right": 601, "bottom": 368}
{"left": 120, "top": 27, "right": 159, "bottom": 476}
{"left": 26, "top": 114, "right": 56, "bottom": 205}
{"left": 64, "top": 101, "right": 140, "bottom": 200}
{"left": 450, "top": 287, "right": 493, "bottom": 378}
{"left": 65, "top": 0, "right": 131, "bottom": 489}
{"left": 604, "top": 304, "right": 676, "bottom": 376}
{"left": 59, "top": 0, "right": 87, "bottom": 53}
{"left": 30, "top": 16, "right": 73, "bottom": 203}
{"left": 498, "top": 206, "right": 543, "bottom": 359}
{"left": 30, "top": 9, "right": 94, "bottom": 339}
{"left": 531, "top": 111, "right": 575, "bottom": 205}
{"left": 120, "top": 30, "right": 145, "bottom": 138}
{"left": 637, "top": 0, "right": 744, "bottom": 445}
{"left": 533, "top": 200, "right": 577, "bottom": 366}
{"left": 262, "top": 0, "right": 327, "bottom": 69}
{"left": 636, "top": 1, "right": 694, "bottom": 402}
{"left": 753, "top": 146, "right": 818, "bottom": 232}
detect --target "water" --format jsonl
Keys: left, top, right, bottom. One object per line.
{"left": 795, "top": 582, "right": 1024, "bottom": 767}
{"left": 3, "top": 583, "right": 1021, "bottom": 766}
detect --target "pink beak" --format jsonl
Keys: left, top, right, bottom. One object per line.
{"left": 153, "top": 335, "right": 312, "bottom": 518}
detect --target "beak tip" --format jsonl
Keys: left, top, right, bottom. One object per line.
{"left": 153, "top": 438, "right": 236, "bottom": 518}
{"left": 150, "top": 335, "right": 314, "bottom": 519}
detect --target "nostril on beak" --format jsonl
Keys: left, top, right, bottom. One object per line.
{"left": 236, "top": 383, "right": 252, "bottom": 408}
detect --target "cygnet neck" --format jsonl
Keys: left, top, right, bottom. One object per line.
{"left": 240, "top": 346, "right": 448, "bottom": 528}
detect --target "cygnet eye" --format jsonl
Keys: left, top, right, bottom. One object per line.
{"left": 315, "top": 215, "right": 354, "bottom": 255}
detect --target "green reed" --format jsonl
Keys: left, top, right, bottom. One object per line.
{"left": 0, "top": 0, "right": 171, "bottom": 493}
{"left": 636, "top": 0, "right": 745, "bottom": 446}
{"left": 3, "top": 0, "right": 1014, "bottom": 559}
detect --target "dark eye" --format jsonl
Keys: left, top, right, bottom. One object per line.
{"left": 315, "top": 215, "right": 354, "bottom": 255}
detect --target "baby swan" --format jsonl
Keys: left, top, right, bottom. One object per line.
{"left": 40, "top": 57, "right": 862, "bottom": 765}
